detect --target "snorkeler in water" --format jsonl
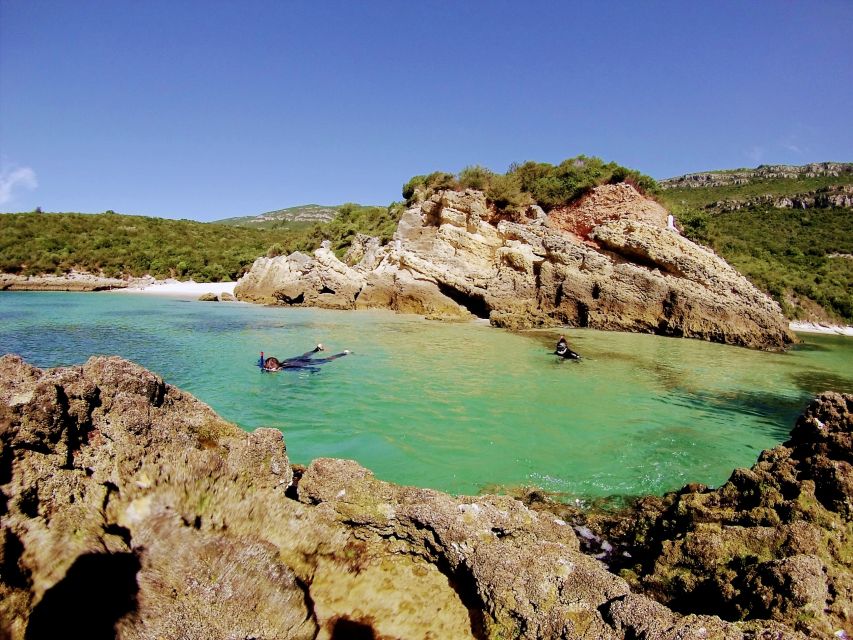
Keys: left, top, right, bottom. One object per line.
{"left": 259, "top": 343, "right": 350, "bottom": 371}
{"left": 555, "top": 335, "right": 581, "bottom": 360}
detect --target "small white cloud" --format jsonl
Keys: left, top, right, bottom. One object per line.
{"left": 783, "top": 143, "right": 802, "bottom": 154}
{"left": 0, "top": 166, "right": 38, "bottom": 205}
{"left": 745, "top": 146, "right": 765, "bottom": 164}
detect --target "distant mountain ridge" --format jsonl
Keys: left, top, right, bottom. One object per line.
{"left": 661, "top": 162, "right": 853, "bottom": 189}
{"left": 216, "top": 204, "right": 342, "bottom": 227}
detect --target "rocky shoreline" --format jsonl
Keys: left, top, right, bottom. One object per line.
{"left": 1, "top": 354, "right": 850, "bottom": 638}
{"left": 0, "top": 271, "right": 130, "bottom": 292}
{"left": 235, "top": 185, "right": 795, "bottom": 351}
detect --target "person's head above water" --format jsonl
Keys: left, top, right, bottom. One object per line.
{"left": 316, "top": 343, "right": 324, "bottom": 351}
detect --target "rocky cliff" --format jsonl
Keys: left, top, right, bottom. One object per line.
{"left": 704, "top": 184, "right": 853, "bottom": 213}
{"left": 660, "top": 162, "right": 853, "bottom": 189}
{"left": 235, "top": 185, "right": 793, "bottom": 350}
{"left": 3, "top": 355, "right": 845, "bottom": 639}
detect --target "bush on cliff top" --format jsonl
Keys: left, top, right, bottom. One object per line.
{"left": 402, "top": 155, "right": 660, "bottom": 212}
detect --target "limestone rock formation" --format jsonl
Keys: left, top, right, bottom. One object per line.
{"left": 547, "top": 182, "right": 670, "bottom": 240}
{"left": 660, "top": 162, "right": 853, "bottom": 189}
{"left": 235, "top": 185, "right": 793, "bottom": 350}
{"left": 0, "top": 355, "right": 818, "bottom": 639}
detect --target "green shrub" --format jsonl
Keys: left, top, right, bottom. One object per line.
{"left": 458, "top": 165, "right": 493, "bottom": 191}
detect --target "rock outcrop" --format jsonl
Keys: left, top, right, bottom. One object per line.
{"left": 236, "top": 185, "right": 793, "bottom": 350}
{"left": 705, "top": 184, "right": 853, "bottom": 213}
{"left": 547, "top": 182, "right": 670, "bottom": 241}
{"left": 1, "top": 355, "right": 829, "bottom": 638}
{"left": 0, "top": 272, "right": 129, "bottom": 292}
{"left": 536, "top": 392, "right": 853, "bottom": 639}
{"left": 660, "top": 162, "right": 853, "bottom": 189}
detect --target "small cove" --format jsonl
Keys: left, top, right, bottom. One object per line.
{"left": 2, "top": 291, "right": 851, "bottom": 500}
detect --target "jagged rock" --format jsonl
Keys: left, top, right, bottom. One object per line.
{"left": 197, "top": 292, "right": 218, "bottom": 301}
{"left": 547, "top": 392, "right": 852, "bottom": 639}
{"left": 235, "top": 186, "right": 793, "bottom": 349}
{"left": 219, "top": 291, "right": 236, "bottom": 302}
{"left": 0, "top": 355, "right": 821, "bottom": 638}
{"left": 547, "top": 182, "right": 670, "bottom": 240}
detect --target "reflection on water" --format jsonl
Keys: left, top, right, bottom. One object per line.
{"left": 1, "top": 291, "right": 851, "bottom": 500}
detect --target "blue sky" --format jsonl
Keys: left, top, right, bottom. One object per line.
{"left": 1, "top": 1, "right": 851, "bottom": 221}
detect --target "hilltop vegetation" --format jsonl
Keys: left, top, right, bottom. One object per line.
{"left": 659, "top": 164, "right": 853, "bottom": 323}
{"left": 0, "top": 203, "right": 407, "bottom": 281}
{"left": 0, "top": 211, "right": 302, "bottom": 281}
{"left": 216, "top": 204, "right": 342, "bottom": 228}
{"left": 403, "top": 155, "right": 660, "bottom": 212}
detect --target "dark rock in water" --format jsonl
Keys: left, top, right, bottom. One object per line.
{"left": 197, "top": 292, "right": 219, "bottom": 301}
{"left": 2, "top": 355, "right": 842, "bottom": 638}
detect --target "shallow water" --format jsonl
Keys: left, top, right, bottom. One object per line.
{"left": 1, "top": 291, "right": 851, "bottom": 500}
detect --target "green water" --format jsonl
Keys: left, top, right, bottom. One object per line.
{"left": 1, "top": 291, "right": 851, "bottom": 500}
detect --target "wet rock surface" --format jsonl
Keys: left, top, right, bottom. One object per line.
{"left": 235, "top": 186, "right": 793, "bottom": 350}
{"left": 532, "top": 392, "right": 852, "bottom": 639}
{"left": 1, "top": 356, "right": 842, "bottom": 638}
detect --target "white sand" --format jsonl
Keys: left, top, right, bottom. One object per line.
{"left": 114, "top": 279, "right": 238, "bottom": 299}
{"left": 789, "top": 321, "right": 853, "bottom": 337}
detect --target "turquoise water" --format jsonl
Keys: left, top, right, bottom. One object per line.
{"left": 2, "top": 291, "right": 851, "bottom": 500}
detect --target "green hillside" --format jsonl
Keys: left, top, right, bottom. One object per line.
{"left": 0, "top": 203, "right": 406, "bottom": 282}
{"left": 659, "top": 163, "right": 853, "bottom": 323}
{"left": 0, "top": 211, "right": 303, "bottom": 282}
{"left": 216, "top": 204, "right": 342, "bottom": 228}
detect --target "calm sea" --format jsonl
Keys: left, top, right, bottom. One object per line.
{"left": 2, "top": 291, "right": 851, "bottom": 501}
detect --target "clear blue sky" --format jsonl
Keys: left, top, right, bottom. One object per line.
{"left": 1, "top": 1, "right": 851, "bottom": 221}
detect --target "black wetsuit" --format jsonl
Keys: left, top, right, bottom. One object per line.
{"left": 555, "top": 338, "right": 580, "bottom": 360}
{"left": 262, "top": 346, "right": 349, "bottom": 371}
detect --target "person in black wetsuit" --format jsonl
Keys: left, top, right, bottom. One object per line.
{"left": 555, "top": 335, "right": 580, "bottom": 360}
{"left": 261, "top": 344, "right": 350, "bottom": 371}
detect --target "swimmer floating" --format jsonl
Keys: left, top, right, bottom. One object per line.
{"left": 258, "top": 343, "right": 350, "bottom": 372}
{"left": 555, "top": 335, "right": 581, "bottom": 360}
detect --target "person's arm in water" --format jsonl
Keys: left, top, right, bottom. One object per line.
{"left": 283, "top": 344, "right": 326, "bottom": 366}
{"left": 305, "top": 350, "right": 351, "bottom": 365}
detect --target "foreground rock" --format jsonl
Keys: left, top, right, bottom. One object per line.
{"left": 535, "top": 392, "right": 853, "bottom": 639}
{"left": 0, "top": 355, "right": 818, "bottom": 639}
{"left": 235, "top": 185, "right": 793, "bottom": 350}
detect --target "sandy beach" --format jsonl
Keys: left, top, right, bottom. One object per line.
{"left": 115, "top": 279, "right": 239, "bottom": 299}
{"left": 789, "top": 321, "right": 853, "bottom": 337}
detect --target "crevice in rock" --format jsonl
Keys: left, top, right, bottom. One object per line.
{"left": 285, "top": 465, "right": 304, "bottom": 502}
{"left": 101, "top": 481, "right": 119, "bottom": 514}
{"left": 17, "top": 486, "right": 39, "bottom": 518}
{"left": 278, "top": 292, "right": 305, "bottom": 305}
{"left": 436, "top": 283, "right": 490, "bottom": 319}
{"left": 319, "top": 285, "right": 336, "bottom": 295}
{"left": 104, "top": 523, "right": 133, "bottom": 548}
{"left": 328, "top": 616, "right": 377, "bottom": 639}
{"left": 294, "top": 575, "right": 320, "bottom": 637}
{"left": 1, "top": 528, "right": 31, "bottom": 588}
{"left": 24, "top": 552, "right": 141, "bottom": 640}
{"left": 591, "top": 282, "right": 601, "bottom": 300}
{"left": 576, "top": 301, "right": 589, "bottom": 328}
